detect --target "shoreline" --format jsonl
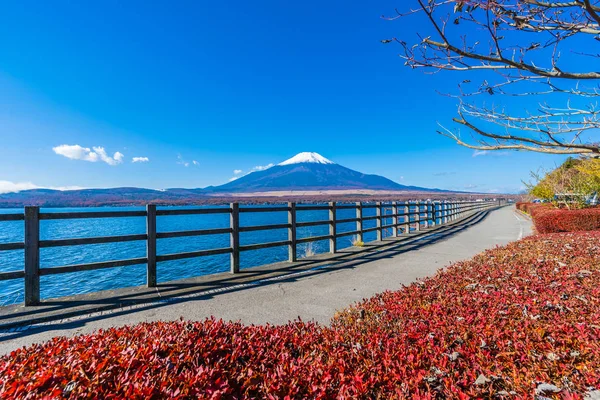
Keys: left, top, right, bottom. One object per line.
{"left": 0, "top": 191, "right": 515, "bottom": 209}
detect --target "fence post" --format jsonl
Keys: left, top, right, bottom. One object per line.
{"left": 146, "top": 204, "right": 157, "bottom": 287}
{"left": 230, "top": 203, "right": 240, "bottom": 273}
{"left": 392, "top": 201, "right": 398, "bottom": 237}
{"left": 329, "top": 202, "right": 337, "bottom": 253}
{"left": 376, "top": 201, "right": 382, "bottom": 241}
{"left": 356, "top": 202, "right": 363, "bottom": 243}
{"left": 443, "top": 202, "right": 448, "bottom": 224}
{"left": 427, "top": 201, "right": 432, "bottom": 229}
{"left": 288, "top": 202, "right": 297, "bottom": 262}
{"left": 24, "top": 206, "right": 40, "bottom": 306}
{"left": 415, "top": 201, "right": 421, "bottom": 232}
{"left": 430, "top": 202, "right": 436, "bottom": 228}
{"left": 430, "top": 202, "right": 434, "bottom": 228}
{"left": 426, "top": 202, "right": 430, "bottom": 228}
{"left": 404, "top": 203, "right": 410, "bottom": 234}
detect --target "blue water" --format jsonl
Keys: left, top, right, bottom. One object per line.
{"left": 0, "top": 204, "right": 419, "bottom": 304}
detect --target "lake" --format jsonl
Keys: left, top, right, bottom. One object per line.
{"left": 0, "top": 204, "right": 415, "bottom": 305}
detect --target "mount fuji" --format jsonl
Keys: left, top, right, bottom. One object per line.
{"left": 207, "top": 152, "right": 441, "bottom": 193}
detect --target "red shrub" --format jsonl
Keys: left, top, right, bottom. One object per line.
{"left": 517, "top": 202, "right": 600, "bottom": 233}
{"left": 1, "top": 232, "right": 600, "bottom": 398}
{"left": 515, "top": 201, "right": 529, "bottom": 212}
{"left": 534, "top": 207, "right": 600, "bottom": 233}
{"left": 516, "top": 202, "right": 551, "bottom": 216}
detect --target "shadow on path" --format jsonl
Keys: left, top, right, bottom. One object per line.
{"left": 0, "top": 209, "right": 494, "bottom": 342}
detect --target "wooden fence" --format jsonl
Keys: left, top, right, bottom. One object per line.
{"left": 0, "top": 200, "right": 503, "bottom": 306}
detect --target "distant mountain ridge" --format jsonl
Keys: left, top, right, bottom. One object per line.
{"left": 0, "top": 152, "right": 458, "bottom": 207}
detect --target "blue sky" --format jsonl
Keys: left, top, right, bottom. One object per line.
{"left": 0, "top": 1, "right": 569, "bottom": 194}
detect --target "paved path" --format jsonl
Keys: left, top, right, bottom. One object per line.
{"left": 0, "top": 207, "right": 531, "bottom": 355}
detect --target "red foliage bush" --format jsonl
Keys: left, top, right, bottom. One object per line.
{"left": 534, "top": 208, "right": 600, "bottom": 234}
{"left": 515, "top": 201, "right": 527, "bottom": 211}
{"left": 516, "top": 202, "right": 550, "bottom": 216}
{"left": 517, "top": 202, "right": 600, "bottom": 233}
{"left": 1, "top": 232, "right": 600, "bottom": 398}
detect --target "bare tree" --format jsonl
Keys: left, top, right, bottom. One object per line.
{"left": 385, "top": 0, "right": 600, "bottom": 157}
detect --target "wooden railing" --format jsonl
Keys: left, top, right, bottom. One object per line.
{"left": 0, "top": 200, "right": 504, "bottom": 306}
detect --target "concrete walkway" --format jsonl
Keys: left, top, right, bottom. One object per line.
{"left": 0, "top": 206, "right": 531, "bottom": 355}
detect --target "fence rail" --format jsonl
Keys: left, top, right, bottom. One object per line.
{"left": 0, "top": 199, "right": 505, "bottom": 306}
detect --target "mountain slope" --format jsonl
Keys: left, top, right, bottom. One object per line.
{"left": 209, "top": 152, "right": 442, "bottom": 193}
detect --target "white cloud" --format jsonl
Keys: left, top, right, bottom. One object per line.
{"left": 0, "top": 181, "right": 85, "bottom": 194}
{"left": 0, "top": 181, "right": 38, "bottom": 194}
{"left": 177, "top": 154, "right": 199, "bottom": 167}
{"left": 250, "top": 163, "right": 274, "bottom": 172}
{"left": 228, "top": 163, "right": 274, "bottom": 183}
{"left": 472, "top": 150, "right": 510, "bottom": 158}
{"left": 113, "top": 151, "right": 124, "bottom": 163}
{"left": 53, "top": 144, "right": 98, "bottom": 162}
{"left": 132, "top": 157, "right": 150, "bottom": 163}
{"left": 93, "top": 147, "right": 123, "bottom": 166}
{"left": 177, "top": 155, "right": 189, "bottom": 167}
{"left": 53, "top": 144, "right": 124, "bottom": 166}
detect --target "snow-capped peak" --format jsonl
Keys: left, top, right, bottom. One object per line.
{"left": 278, "top": 152, "right": 335, "bottom": 166}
